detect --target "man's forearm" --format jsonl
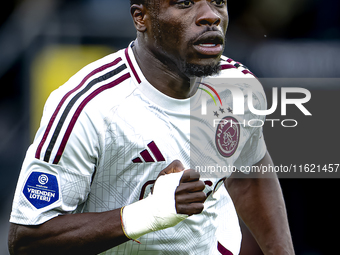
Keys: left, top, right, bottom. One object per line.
{"left": 8, "top": 209, "right": 129, "bottom": 255}
{"left": 226, "top": 153, "right": 295, "bottom": 255}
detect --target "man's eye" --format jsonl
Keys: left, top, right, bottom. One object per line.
{"left": 178, "top": 0, "right": 194, "bottom": 8}
{"left": 212, "top": 0, "right": 226, "bottom": 7}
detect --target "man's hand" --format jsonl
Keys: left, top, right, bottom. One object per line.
{"left": 122, "top": 160, "right": 206, "bottom": 240}
{"left": 175, "top": 168, "right": 206, "bottom": 216}
{"left": 155, "top": 160, "right": 206, "bottom": 216}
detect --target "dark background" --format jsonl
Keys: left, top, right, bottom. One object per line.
{"left": 1, "top": 0, "right": 339, "bottom": 254}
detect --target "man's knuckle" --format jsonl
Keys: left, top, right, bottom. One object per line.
{"left": 197, "top": 180, "right": 205, "bottom": 189}
{"left": 198, "top": 191, "right": 207, "bottom": 201}
{"left": 194, "top": 203, "right": 204, "bottom": 214}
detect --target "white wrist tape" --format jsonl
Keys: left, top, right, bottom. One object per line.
{"left": 122, "top": 171, "right": 188, "bottom": 240}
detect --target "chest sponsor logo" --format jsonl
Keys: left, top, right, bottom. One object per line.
{"left": 215, "top": 116, "right": 240, "bottom": 157}
{"left": 23, "top": 172, "right": 59, "bottom": 209}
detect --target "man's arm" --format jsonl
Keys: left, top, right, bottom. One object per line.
{"left": 8, "top": 209, "right": 128, "bottom": 255}
{"left": 8, "top": 160, "right": 205, "bottom": 255}
{"left": 225, "top": 152, "right": 295, "bottom": 255}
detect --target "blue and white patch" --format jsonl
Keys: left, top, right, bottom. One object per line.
{"left": 23, "top": 172, "right": 59, "bottom": 209}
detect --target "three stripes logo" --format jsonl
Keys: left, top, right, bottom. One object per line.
{"left": 132, "top": 141, "right": 166, "bottom": 163}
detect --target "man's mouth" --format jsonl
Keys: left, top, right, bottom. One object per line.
{"left": 193, "top": 32, "right": 224, "bottom": 56}
{"left": 193, "top": 43, "right": 223, "bottom": 56}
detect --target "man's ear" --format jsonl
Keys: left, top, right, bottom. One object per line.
{"left": 130, "top": 4, "right": 148, "bottom": 32}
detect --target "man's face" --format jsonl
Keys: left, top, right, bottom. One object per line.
{"left": 146, "top": 0, "right": 229, "bottom": 77}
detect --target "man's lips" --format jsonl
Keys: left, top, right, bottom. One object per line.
{"left": 193, "top": 44, "right": 223, "bottom": 56}
{"left": 193, "top": 31, "right": 224, "bottom": 56}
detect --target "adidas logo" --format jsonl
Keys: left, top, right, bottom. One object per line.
{"left": 132, "top": 141, "right": 166, "bottom": 163}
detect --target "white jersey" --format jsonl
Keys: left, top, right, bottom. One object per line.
{"left": 10, "top": 42, "right": 267, "bottom": 255}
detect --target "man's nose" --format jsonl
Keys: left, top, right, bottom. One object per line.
{"left": 196, "top": 2, "right": 221, "bottom": 27}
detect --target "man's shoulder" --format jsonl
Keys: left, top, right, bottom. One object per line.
{"left": 69, "top": 48, "right": 128, "bottom": 87}
{"left": 202, "top": 56, "right": 267, "bottom": 109}
{"left": 34, "top": 47, "right": 134, "bottom": 165}
{"left": 217, "top": 55, "right": 257, "bottom": 79}
{"left": 51, "top": 48, "right": 131, "bottom": 96}
{"left": 205, "top": 55, "right": 265, "bottom": 94}
{"left": 203, "top": 55, "right": 263, "bottom": 92}
{"left": 42, "top": 47, "right": 134, "bottom": 121}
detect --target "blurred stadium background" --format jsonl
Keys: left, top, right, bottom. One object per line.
{"left": 1, "top": 0, "right": 339, "bottom": 254}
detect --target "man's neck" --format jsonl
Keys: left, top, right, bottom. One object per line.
{"left": 132, "top": 40, "right": 198, "bottom": 100}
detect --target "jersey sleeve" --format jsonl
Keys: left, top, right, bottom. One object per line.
{"left": 233, "top": 126, "right": 267, "bottom": 171}
{"left": 218, "top": 57, "right": 268, "bottom": 170}
{"left": 233, "top": 77, "right": 268, "bottom": 171}
{"left": 10, "top": 77, "right": 99, "bottom": 225}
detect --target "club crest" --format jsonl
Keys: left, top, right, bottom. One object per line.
{"left": 215, "top": 116, "right": 240, "bottom": 157}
